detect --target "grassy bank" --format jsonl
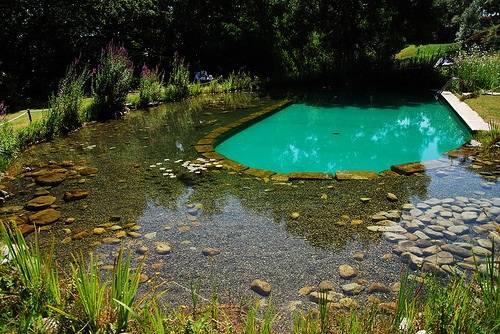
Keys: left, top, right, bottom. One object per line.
{"left": 0, "top": 226, "right": 498, "bottom": 333}
{"left": 395, "top": 43, "right": 459, "bottom": 60}
{"left": 465, "top": 95, "right": 500, "bottom": 123}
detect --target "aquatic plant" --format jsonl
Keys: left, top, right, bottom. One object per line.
{"left": 112, "top": 248, "right": 143, "bottom": 332}
{"left": 90, "top": 42, "right": 134, "bottom": 120}
{"left": 165, "top": 55, "right": 190, "bottom": 101}
{"left": 71, "top": 253, "right": 107, "bottom": 332}
{"left": 138, "top": 65, "right": 164, "bottom": 107}
{"left": 47, "top": 61, "right": 88, "bottom": 135}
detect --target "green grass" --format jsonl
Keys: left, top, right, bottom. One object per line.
{"left": 465, "top": 95, "right": 500, "bottom": 123}
{"left": 396, "top": 43, "right": 459, "bottom": 60}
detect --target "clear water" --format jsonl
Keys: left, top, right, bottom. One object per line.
{"left": 216, "top": 94, "right": 472, "bottom": 173}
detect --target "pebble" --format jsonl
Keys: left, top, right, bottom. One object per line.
{"left": 387, "top": 193, "right": 398, "bottom": 202}
{"left": 353, "top": 251, "right": 365, "bottom": 261}
{"left": 290, "top": 212, "right": 300, "bottom": 219}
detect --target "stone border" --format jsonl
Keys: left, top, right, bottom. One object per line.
{"left": 194, "top": 99, "right": 468, "bottom": 181}
{"left": 440, "top": 91, "right": 490, "bottom": 131}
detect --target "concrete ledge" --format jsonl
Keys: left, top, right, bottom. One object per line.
{"left": 441, "top": 91, "right": 490, "bottom": 131}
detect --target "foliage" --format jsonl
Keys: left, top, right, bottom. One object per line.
{"left": 0, "top": 122, "right": 18, "bottom": 170}
{"left": 90, "top": 43, "right": 134, "bottom": 120}
{"left": 396, "top": 43, "right": 460, "bottom": 60}
{"left": 71, "top": 254, "right": 107, "bottom": 332}
{"left": 1, "top": 226, "right": 499, "bottom": 333}
{"left": 166, "top": 55, "right": 191, "bottom": 101}
{"left": 138, "top": 65, "right": 164, "bottom": 107}
{"left": 448, "top": 51, "right": 500, "bottom": 92}
{"left": 47, "top": 62, "right": 88, "bottom": 134}
{"left": 112, "top": 249, "right": 143, "bottom": 332}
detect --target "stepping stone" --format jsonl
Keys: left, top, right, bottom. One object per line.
{"left": 28, "top": 209, "right": 61, "bottom": 226}
{"left": 383, "top": 232, "right": 407, "bottom": 242}
{"left": 425, "top": 251, "right": 454, "bottom": 265}
{"left": 26, "top": 195, "right": 56, "bottom": 210}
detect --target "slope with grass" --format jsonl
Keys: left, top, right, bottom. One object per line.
{"left": 395, "top": 43, "right": 459, "bottom": 60}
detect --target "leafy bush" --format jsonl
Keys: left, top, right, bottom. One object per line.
{"left": 90, "top": 43, "right": 134, "bottom": 120}
{"left": 47, "top": 62, "right": 87, "bottom": 134}
{"left": 449, "top": 51, "right": 500, "bottom": 92}
{"left": 138, "top": 65, "right": 163, "bottom": 107}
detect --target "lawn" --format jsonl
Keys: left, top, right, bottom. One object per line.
{"left": 395, "top": 43, "right": 459, "bottom": 60}
{"left": 2, "top": 95, "right": 139, "bottom": 130}
{"left": 465, "top": 95, "right": 500, "bottom": 124}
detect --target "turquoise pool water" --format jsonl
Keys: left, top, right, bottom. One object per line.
{"left": 215, "top": 94, "right": 471, "bottom": 173}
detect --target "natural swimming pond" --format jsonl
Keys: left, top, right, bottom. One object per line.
{"left": 2, "top": 93, "right": 498, "bottom": 322}
{"left": 216, "top": 93, "right": 471, "bottom": 173}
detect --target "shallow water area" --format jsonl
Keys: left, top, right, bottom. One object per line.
{"left": 2, "top": 92, "right": 499, "bottom": 319}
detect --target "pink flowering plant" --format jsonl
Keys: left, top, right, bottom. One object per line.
{"left": 90, "top": 42, "right": 134, "bottom": 119}
{"left": 138, "top": 64, "right": 164, "bottom": 107}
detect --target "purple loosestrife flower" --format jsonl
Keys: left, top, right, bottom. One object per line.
{"left": 0, "top": 101, "right": 7, "bottom": 121}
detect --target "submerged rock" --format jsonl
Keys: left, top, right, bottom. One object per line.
{"left": 29, "top": 209, "right": 61, "bottom": 225}
{"left": 339, "top": 264, "right": 358, "bottom": 279}
{"left": 387, "top": 193, "right": 398, "bottom": 202}
{"left": 63, "top": 189, "right": 89, "bottom": 202}
{"left": 250, "top": 279, "right": 272, "bottom": 296}
{"left": 26, "top": 195, "right": 56, "bottom": 210}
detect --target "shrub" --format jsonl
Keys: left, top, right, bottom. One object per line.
{"left": 167, "top": 55, "right": 190, "bottom": 101}
{"left": 90, "top": 42, "right": 134, "bottom": 120}
{"left": 0, "top": 103, "right": 18, "bottom": 170}
{"left": 138, "top": 65, "right": 164, "bottom": 107}
{"left": 449, "top": 51, "right": 500, "bottom": 92}
{"left": 47, "top": 62, "right": 87, "bottom": 134}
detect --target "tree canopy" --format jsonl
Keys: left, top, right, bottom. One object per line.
{"left": 0, "top": 0, "right": 497, "bottom": 106}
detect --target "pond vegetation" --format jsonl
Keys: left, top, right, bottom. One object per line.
{"left": 0, "top": 1, "right": 499, "bottom": 333}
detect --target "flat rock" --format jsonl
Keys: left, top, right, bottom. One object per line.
{"left": 448, "top": 225, "right": 469, "bottom": 235}
{"left": 368, "top": 282, "right": 391, "bottom": 294}
{"left": 441, "top": 244, "right": 472, "bottom": 258}
{"left": 202, "top": 247, "right": 221, "bottom": 256}
{"left": 401, "top": 252, "right": 423, "bottom": 269}
{"left": 309, "top": 291, "right": 343, "bottom": 303}
{"left": 341, "top": 282, "right": 365, "bottom": 295}
{"left": 63, "top": 189, "right": 89, "bottom": 202}
{"left": 26, "top": 195, "right": 56, "bottom": 210}
{"left": 102, "top": 237, "right": 121, "bottom": 244}
{"left": 35, "top": 171, "right": 67, "bottom": 186}
{"left": 391, "top": 162, "right": 425, "bottom": 175}
{"left": 336, "top": 170, "right": 378, "bottom": 180}
{"left": 471, "top": 246, "right": 492, "bottom": 257}
{"left": 383, "top": 232, "right": 407, "bottom": 242}
{"left": 387, "top": 193, "right": 398, "bottom": 202}
{"left": 28, "top": 209, "right": 61, "bottom": 225}
{"left": 93, "top": 227, "right": 106, "bottom": 235}
{"left": 250, "top": 279, "right": 271, "bottom": 296}
{"left": 339, "top": 264, "right": 358, "bottom": 279}
{"left": 155, "top": 242, "right": 172, "bottom": 255}
{"left": 461, "top": 211, "right": 478, "bottom": 222}
{"left": 425, "top": 251, "right": 454, "bottom": 265}
{"left": 318, "top": 280, "right": 334, "bottom": 292}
